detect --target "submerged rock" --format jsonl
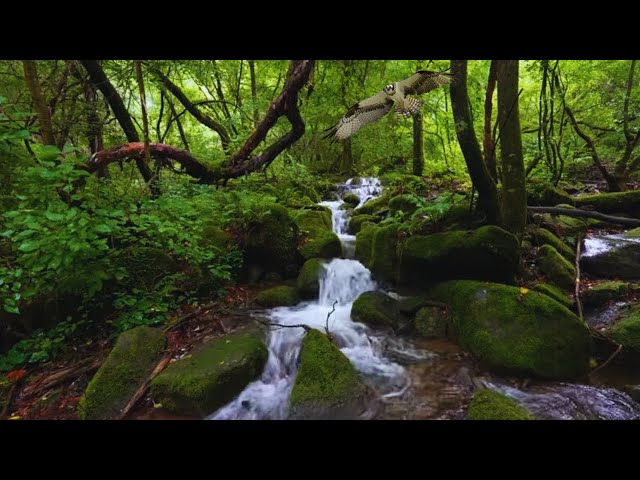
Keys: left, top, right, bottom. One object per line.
{"left": 150, "top": 329, "right": 268, "bottom": 417}
{"left": 297, "top": 258, "right": 325, "bottom": 300}
{"left": 414, "top": 306, "right": 449, "bottom": 339}
{"left": 351, "top": 291, "right": 402, "bottom": 330}
{"left": 78, "top": 326, "right": 166, "bottom": 420}
{"left": 537, "top": 244, "right": 576, "bottom": 289}
{"left": 467, "top": 388, "right": 533, "bottom": 420}
{"left": 430, "top": 280, "right": 591, "bottom": 379}
{"left": 289, "top": 329, "right": 368, "bottom": 420}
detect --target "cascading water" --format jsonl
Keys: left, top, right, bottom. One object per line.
{"left": 209, "top": 177, "right": 404, "bottom": 420}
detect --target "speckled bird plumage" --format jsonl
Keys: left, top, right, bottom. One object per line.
{"left": 323, "top": 70, "right": 453, "bottom": 143}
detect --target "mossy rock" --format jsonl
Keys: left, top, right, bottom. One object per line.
{"left": 541, "top": 186, "right": 575, "bottom": 207}
{"left": 414, "top": 306, "right": 449, "bottom": 338}
{"left": 369, "top": 224, "right": 400, "bottom": 283}
{"left": 116, "top": 247, "right": 179, "bottom": 289}
{"left": 353, "top": 194, "right": 390, "bottom": 216}
{"left": 389, "top": 194, "right": 420, "bottom": 216}
{"left": 150, "top": 329, "right": 268, "bottom": 417}
{"left": 397, "top": 295, "right": 437, "bottom": 316}
{"left": 528, "top": 227, "right": 574, "bottom": 262}
{"left": 467, "top": 389, "right": 533, "bottom": 420}
{"left": 297, "top": 258, "right": 325, "bottom": 300}
{"left": 583, "top": 281, "right": 629, "bottom": 306}
{"left": 342, "top": 193, "right": 360, "bottom": 208}
{"left": 289, "top": 329, "right": 367, "bottom": 420}
{"left": 398, "top": 225, "right": 520, "bottom": 286}
{"left": 355, "top": 224, "right": 377, "bottom": 266}
{"left": 351, "top": 291, "right": 402, "bottom": 330}
{"left": 539, "top": 213, "right": 589, "bottom": 237}
{"left": 255, "top": 285, "right": 299, "bottom": 307}
{"left": 580, "top": 233, "right": 640, "bottom": 280}
{"left": 575, "top": 190, "right": 640, "bottom": 216}
{"left": 607, "top": 305, "right": 640, "bottom": 350}
{"left": 293, "top": 208, "right": 332, "bottom": 233}
{"left": 533, "top": 283, "right": 574, "bottom": 308}
{"left": 199, "top": 224, "right": 232, "bottom": 250}
{"left": 78, "top": 326, "right": 166, "bottom": 420}
{"left": 243, "top": 203, "right": 299, "bottom": 276}
{"left": 299, "top": 231, "right": 342, "bottom": 260}
{"left": 430, "top": 280, "right": 591, "bottom": 379}
{"left": 537, "top": 244, "right": 576, "bottom": 289}
{"left": 348, "top": 214, "right": 379, "bottom": 235}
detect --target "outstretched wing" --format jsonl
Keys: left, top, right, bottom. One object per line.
{"left": 323, "top": 91, "right": 393, "bottom": 143}
{"left": 397, "top": 70, "right": 454, "bottom": 96}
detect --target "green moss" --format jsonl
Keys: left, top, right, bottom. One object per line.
{"left": 342, "top": 193, "right": 360, "bottom": 208}
{"left": 355, "top": 224, "right": 377, "bottom": 266}
{"left": 348, "top": 214, "right": 379, "bottom": 234}
{"left": 78, "top": 326, "right": 166, "bottom": 420}
{"left": 116, "top": 247, "right": 179, "bottom": 289}
{"left": 467, "top": 389, "right": 533, "bottom": 420}
{"left": 289, "top": 329, "right": 366, "bottom": 419}
{"left": 299, "top": 231, "right": 342, "bottom": 260}
{"left": 542, "top": 186, "right": 575, "bottom": 207}
{"left": 297, "top": 258, "right": 325, "bottom": 300}
{"left": 528, "top": 227, "right": 574, "bottom": 261}
{"left": 575, "top": 190, "right": 640, "bottom": 215}
{"left": 255, "top": 285, "right": 299, "bottom": 307}
{"left": 354, "top": 194, "right": 390, "bottom": 215}
{"left": 583, "top": 281, "right": 629, "bottom": 305}
{"left": 369, "top": 224, "right": 400, "bottom": 283}
{"left": 533, "top": 283, "right": 574, "bottom": 308}
{"left": 293, "top": 208, "right": 332, "bottom": 233}
{"left": 351, "top": 291, "right": 401, "bottom": 329}
{"left": 608, "top": 305, "right": 640, "bottom": 350}
{"left": 414, "top": 306, "right": 448, "bottom": 338}
{"left": 244, "top": 203, "right": 299, "bottom": 276}
{"left": 199, "top": 224, "right": 231, "bottom": 249}
{"left": 389, "top": 194, "right": 419, "bottom": 216}
{"left": 150, "top": 329, "right": 268, "bottom": 417}
{"left": 399, "top": 225, "right": 520, "bottom": 286}
{"left": 539, "top": 213, "right": 589, "bottom": 237}
{"left": 430, "top": 280, "right": 591, "bottom": 379}
{"left": 397, "top": 295, "right": 435, "bottom": 316}
{"left": 537, "top": 244, "right": 576, "bottom": 289}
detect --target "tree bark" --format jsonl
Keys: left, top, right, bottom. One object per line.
{"left": 496, "top": 60, "right": 526, "bottom": 237}
{"left": 249, "top": 60, "right": 259, "bottom": 126}
{"left": 527, "top": 206, "right": 640, "bottom": 227}
{"left": 449, "top": 60, "right": 500, "bottom": 224}
{"left": 79, "top": 60, "right": 154, "bottom": 187}
{"left": 483, "top": 60, "right": 498, "bottom": 180}
{"left": 134, "top": 61, "right": 159, "bottom": 196}
{"left": 22, "top": 60, "right": 55, "bottom": 146}
{"left": 412, "top": 111, "right": 424, "bottom": 175}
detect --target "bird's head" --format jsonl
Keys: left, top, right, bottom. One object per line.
{"left": 383, "top": 84, "right": 396, "bottom": 95}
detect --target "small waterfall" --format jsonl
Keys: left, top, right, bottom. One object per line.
{"left": 209, "top": 177, "right": 404, "bottom": 420}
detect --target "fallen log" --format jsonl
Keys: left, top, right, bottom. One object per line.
{"left": 527, "top": 206, "right": 640, "bottom": 227}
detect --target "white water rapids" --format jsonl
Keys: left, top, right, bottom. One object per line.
{"left": 209, "top": 177, "right": 405, "bottom": 420}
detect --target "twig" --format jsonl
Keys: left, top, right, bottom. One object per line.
{"left": 1, "top": 383, "right": 17, "bottom": 419}
{"left": 590, "top": 344, "right": 623, "bottom": 376}
{"left": 254, "top": 318, "right": 311, "bottom": 332}
{"left": 23, "top": 357, "right": 101, "bottom": 396}
{"left": 119, "top": 353, "right": 172, "bottom": 420}
{"left": 325, "top": 300, "right": 338, "bottom": 335}
{"left": 527, "top": 206, "right": 640, "bottom": 227}
{"left": 164, "top": 302, "right": 218, "bottom": 333}
{"left": 575, "top": 234, "right": 583, "bottom": 323}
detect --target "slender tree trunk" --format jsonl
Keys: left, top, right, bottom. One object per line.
{"left": 449, "top": 60, "right": 500, "bottom": 224}
{"left": 413, "top": 111, "right": 424, "bottom": 175}
{"left": 483, "top": 60, "right": 498, "bottom": 180}
{"left": 496, "top": 60, "right": 526, "bottom": 237}
{"left": 165, "top": 95, "right": 190, "bottom": 150}
{"left": 80, "top": 60, "right": 154, "bottom": 187}
{"left": 84, "top": 78, "right": 108, "bottom": 178}
{"left": 134, "top": 61, "right": 158, "bottom": 196}
{"left": 249, "top": 60, "right": 259, "bottom": 127}
{"left": 22, "top": 60, "right": 55, "bottom": 146}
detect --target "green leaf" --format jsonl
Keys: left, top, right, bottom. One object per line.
{"left": 32, "top": 144, "right": 62, "bottom": 163}
{"left": 3, "top": 304, "right": 20, "bottom": 315}
{"left": 45, "top": 211, "right": 65, "bottom": 221}
{"left": 18, "top": 241, "right": 39, "bottom": 252}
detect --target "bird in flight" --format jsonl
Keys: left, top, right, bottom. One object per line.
{"left": 323, "top": 70, "right": 454, "bottom": 143}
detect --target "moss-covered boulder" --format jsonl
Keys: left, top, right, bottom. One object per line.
{"left": 289, "top": 329, "right": 367, "bottom": 420}
{"left": 342, "top": 193, "right": 360, "bottom": 208}
{"left": 243, "top": 203, "right": 299, "bottom": 277}
{"left": 353, "top": 194, "right": 390, "bottom": 216}
{"left": 294, "top": 208, "right": 342, "bottom": 260}
{"left": 575, "top": 190, "right": 640, "bottom": 216}
{"left": 389, "top": 194, "right": 419, "bottom": 216}
{"left": 430, "top": 280, "right": 591, "bottom": 379}
{"left": 583, "top": 281, "right": 629, "bottom": 306}
{"left": 369, "top": 224, "right": 400, "bottom": 283}
{"left": 297, "top": 259, "right": 325, "bottom": 300}
{"left": 541, "top": 186, "right": 575, "bottom": 207}
{"left": 537, "top": 244, "right": 576, "bottom": 289}
{"left": 538, "top": 213, "right": 589, "bottom": 237}
{"left": 150, "top": 329, "right": 268, "bottom": 417}
{"left": 533, "top": 283, "right": 574, "bottom": 308}
{"left": 607, "top": 305, "right": 640, "bottom": 350}
{"left": 581, "top": 234, "right": 640, "bottom": 280}
{"left": 351, "top": 291, "right": 401, "bottom": 329}
{"left": 398, "top": 225, "right": 520, "bottom": 286}
{"left": 293, "top": 208, "right": 332, "bottom": 232}
{"left": 78, "top": 326, "right": 166, "bottom": 420}
{"left": 116, "top": 247, "right": 180, "bottom": 289}
{"left": 348, "top": 214, "right": 379, "bottom": 235}
{"left": 355, "top": 224, "right": 377, "bottom": 266}
{"left": 528, "top": 227, "right": 574, "bottom": 262}
{"left": 255, "top": 285, "right": 299, "bottom": 307}
{"left": 467, "top": 389, "right": 533, "bottom": 420}
{"left": 414, "top": 306, "right": 449, "bottom": 338}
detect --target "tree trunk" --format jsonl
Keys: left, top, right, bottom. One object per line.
{"left": 134, "top": 61, "right": 159, "bottom": 197}
{"left": 79, "top": 60, "right": 154, "bottom": 187}
{"left": 249, "top": 60, "right": 259, "bottom": 127}
{"left": 22, "top": 60, "right": 55, "bottom": 146}
{"left": 483, "top": 60, "right": 498, "bottom": 180}
{"left": 449, "top": 60, "right": 500, "bottom": 224}
{"left": 84, "top": 77, "right": 108, "bottom": 178}
{"left": 496, "top": 60, "right": 526, "bottom": 237}
{"left": 413, "top": 111, "right": 424, "bottom": 175}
